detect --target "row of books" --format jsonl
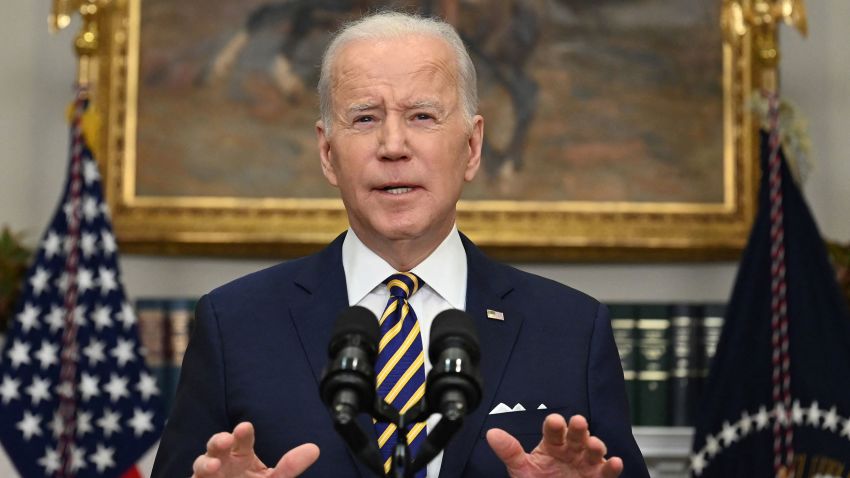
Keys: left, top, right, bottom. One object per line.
{"left": 609, "top": 302, "right": 725, "bottom": 427}
{"left": 135, "top": 298, "right": 197, "bottom": 415}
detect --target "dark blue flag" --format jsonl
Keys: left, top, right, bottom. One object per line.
{"left": 0, "top": 90, "right": 165, "bottom": 477}
{"left": 691, "top": 97, "right": 850, "bottom": 477}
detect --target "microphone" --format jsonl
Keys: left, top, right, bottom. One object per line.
{"left": 426, "top": 309, "right": 483, "bottom": 417}
{"left": 410, "top": 309, "right": 483, "bottom": 472}
{"left": 319, "top": 306, "right": 384, "bottom": 476}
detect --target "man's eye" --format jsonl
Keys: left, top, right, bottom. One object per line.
{"left": 354, "top": 116, "right": 374, "bottom": 123}
{"left": 414, "top": 113, "right": 434, "bottom": 121}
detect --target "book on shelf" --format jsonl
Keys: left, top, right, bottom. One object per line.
{"left": 636, "top": 304, "right": 671, "bottom": 427}
{"left": 608, "top": 301, "right": 726, "bottom": 428}
{"left": 669, "top": 303, "right": 702, "bottom": 427}
{"left": 609, "top": 304, "right": 638, "bottom": 424}
{"left": 136, "top": 298, "right": 197, "bottom": 415}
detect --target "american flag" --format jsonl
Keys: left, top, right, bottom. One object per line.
{"left": 0, "top": 90, "right": 165, "bottom": 477}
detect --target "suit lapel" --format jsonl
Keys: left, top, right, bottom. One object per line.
{"left": 288, "top": 233, "right": 377, "bottom": 478}
{"left": 439, "top": 235, "right": 525, "bottom": 477}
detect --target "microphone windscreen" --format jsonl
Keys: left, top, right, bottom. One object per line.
{"left": 429, "top": 309, "right": 480, "bottom": 363}
{"left": 330, "top": 306, "right": 380, "bottom": 351}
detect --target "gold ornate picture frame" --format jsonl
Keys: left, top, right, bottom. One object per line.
{"left": 83, "top": 0, "right": 784, "bottom": 261}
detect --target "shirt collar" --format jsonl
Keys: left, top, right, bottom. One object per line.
{"left": 342, "top": 226, "right": 467, "bottom": 309}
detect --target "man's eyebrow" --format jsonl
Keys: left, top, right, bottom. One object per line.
{"left": 347, "top": 103, "right": 377, "bottom": 113}
{"left": 407, "top": 100, "right": 444, "bottom": 111}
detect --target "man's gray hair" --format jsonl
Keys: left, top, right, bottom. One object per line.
{"left": 317, "top": 11, "right": 478, "bottom": 133}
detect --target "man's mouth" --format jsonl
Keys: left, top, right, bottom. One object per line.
{"left": 381, "top": 185, "right": 416, "bottom": 195}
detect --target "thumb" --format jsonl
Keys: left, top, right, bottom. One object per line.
{"left": 270, "top": 443, "right": 320, "bottom": 478}
{"left": 486, "top": 428, "right": 526, "bottom": 470}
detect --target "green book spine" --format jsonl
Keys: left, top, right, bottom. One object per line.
{"left": 669, "top": 303, "right": 702, "bottom": 426}
{"left": 636, "top": 304, "right": 671, "bottom": 426}
{"left": 609, "top": 304, "right": 638, "bottom": 425}
{"left": 701, "top": 303, "right": 726, "bottom": 384}
{"left": 136, "top": 298, "right": 169, "bottom": 412}
{"left": 166, "top": 298, "right": 196, "bottom": 415}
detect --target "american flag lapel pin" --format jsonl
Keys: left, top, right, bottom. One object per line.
{"left": 487, "top": 309, "right": 505, "bottom": 321}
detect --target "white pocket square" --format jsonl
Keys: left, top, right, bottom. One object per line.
{"left": 489, "top": 402, "right": 548, "bottom": 415}
{"left": 489, "top": 402, "right": 526, "bottom": 415}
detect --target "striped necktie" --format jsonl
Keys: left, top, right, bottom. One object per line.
{"left": 374, "top": 272, "right": 427, "bottom": 477}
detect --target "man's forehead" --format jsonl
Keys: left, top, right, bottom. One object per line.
{"left": 331, "top": 35, "right": 458, "bottom": 85}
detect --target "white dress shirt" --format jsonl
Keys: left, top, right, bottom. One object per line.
{"left": 342, "top": 226, "right": 468, "bottom": 478}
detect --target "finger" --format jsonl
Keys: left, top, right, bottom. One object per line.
{"left": 565, "top": 414, "right": 590, "bottom": 455}
{"left": 205, "top": 432, "right": 235, "bottom": 459}
{"left": 583, "top": 435, "right": 607, "bottom": 464}
{"left": 486, "top": 428, "right": 527, "bottom": 470}
{"left": 192, "top": 454, "right": 221, "bottom": 477}
{"left": 601, "top": 456, "right": 624, "bottom": 478}
{"left": 541, "top": 413, "right": 568, "bottom": 448}
{"left": 230, "top": 422, "right": 256, "bottom": 457}
{"left": 272, "top": 443, "right": 321, "bottom": 478}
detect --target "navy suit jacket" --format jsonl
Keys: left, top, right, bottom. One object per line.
{"left": 152, "top": 233, "right": 648, "bottom": 477}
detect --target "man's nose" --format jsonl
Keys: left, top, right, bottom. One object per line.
{"left": 377, "top": 116, "right": 409, "bottom": 161}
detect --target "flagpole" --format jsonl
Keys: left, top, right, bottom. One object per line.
{"left": 720, "top": 3, "right": 808, "bottom": 477}
{"left": 49, "top": 0, "right": 109, "bottom": 91}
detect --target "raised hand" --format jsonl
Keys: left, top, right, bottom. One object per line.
{"left": 486, "top": 414, "right": 623, "bottom": 478}
{"left": 191, "top": 422, "right": 320, "bottom": 478}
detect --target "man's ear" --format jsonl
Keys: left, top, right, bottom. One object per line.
{"left": 316, "top": 120, "right": 338, "bottom": 187}
{"left": 463, "top": 115, "right": 484, "bottom": 182}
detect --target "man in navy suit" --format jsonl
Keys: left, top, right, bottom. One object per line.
{"left": 152, "top": 11, "right": 648, "bottom": 478}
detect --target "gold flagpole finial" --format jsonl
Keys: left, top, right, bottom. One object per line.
{"left": 49, "top": 0, "right": 110, "bottom": 87}
{"left": 721, "top": 0, "right": 808, "bottom": 93}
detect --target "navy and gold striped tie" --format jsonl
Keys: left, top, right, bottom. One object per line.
{"left": 374, "top": 272, "right": 427, "bottom": 477}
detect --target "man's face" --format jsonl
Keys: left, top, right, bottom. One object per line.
{"left": 317, "top": 34, "right": 483, "bottom": 256}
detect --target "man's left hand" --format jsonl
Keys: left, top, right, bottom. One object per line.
{"left": 486, "top": 414, "right": 624, "bottom": 478}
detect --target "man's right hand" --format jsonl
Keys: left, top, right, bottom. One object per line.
{"left": 191, "top": 422, "right": 320, "bottom": 478}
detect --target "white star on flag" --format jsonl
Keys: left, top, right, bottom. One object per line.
{"left": 83, "top": 158, "right": 100, "bottom": 185}
{"left": 0, "top": 376, "right": 20, "bottom": 404}
{"left": 26, "top": 376, "right": 51, "bottom": 405}
{"left": 38, "top": 447, "right": 60, "bottom": 474}
{"left": 42, "top": 231, "right": 62, "bottom": 258}
{"left": 81, "top": 231, "right": 98, "bottom": 258}
{"left": 117, "top": 301, "right": 136, "bottom": 329}
{"left": 98, "top": 267, "right": 118, "bottom": 295}
{"left": 69, "top": 444, "right": 86, "bottom": 473}
{"left": 97, "top": 409, "right": 122, "bottom": 437}
{"left": 136, "top": 372, "right": 160, "bottom": 401}
{"left": 16, "top": 303, "right": 41, "bottom": 333}
{"left": 16, "top": 410, "right": 42, "bottom": 441}
{"left": 82, "top": 195, "right": 100, "bottom": 222}
{"left": 111, "top": 338, "right": 136, "bottom": 367}
{"left": 90, "top": 444, "right": 116, "bottom": 472}
{"left": 35, "top": 340, "right": 59, "bottom": 369}
{"left": 807, "top": 401, "right": 823, "bottom": 426}
{"left": 83, "top": 338, "right": 107, "bottom": 365}
{"left": 7, "top": 340, "right": 32, "bottom": 369}
{"left": 92, "top": 304, "right": 113, "bottom": 330}
{"left": 101, "top": 229, "right": 117, "bottom": 255}
{"left": 822, "top": 406, "right": 840, "bottom": 432}
{"left": 29, "top": 268, "right": 51, "bottom": 296}
{"left": 78, "top": 411, "right": 94, "bottom": 437}
{"left": 104, "top": 373, "right": 130, "bottom": 402}
{"left": 77, "top": 267, "right": 95, "bottom": 293}
{"left": 128, "top": 408, "right": 155, "bottom": 437}
{"left": 80, "top": 372, "right": 101, "bottom": 401}
{"left": 44, "top": 305, "right": 64, "bottom": 333}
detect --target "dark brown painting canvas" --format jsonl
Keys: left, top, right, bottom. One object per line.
{"left": 136, "top": 0, "right": 723, "bottom": 204}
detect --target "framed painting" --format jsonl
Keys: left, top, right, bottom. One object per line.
{"left": 90, "top": 0, "right": 770, "bottom": 261}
